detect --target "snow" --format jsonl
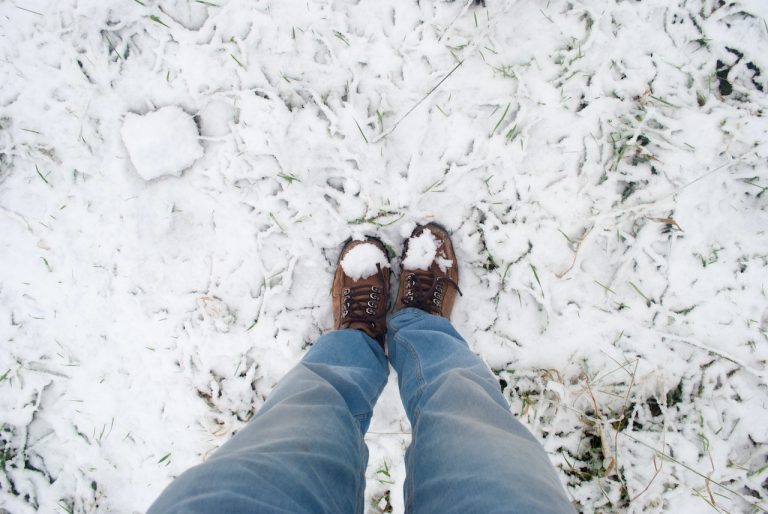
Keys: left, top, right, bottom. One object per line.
{"left": 402, "top": 230, "right": 439, "bottom": 270}
{"left": 341, "top": 242, "right": 389, "bottom": 281}
{"left": 402, "top": 229, "right": 453, "bottom": 272}
{"left": 121, "top": 106, "right": 203, "bottom": 180}
{"left": 1, "top": 0, "right": 767, "bottom": 513}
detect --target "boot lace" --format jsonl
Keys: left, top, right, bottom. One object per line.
{"left": 402, "top": 270, "right": 462, "bottom": 315}
{"left": 341, "top": 265, "right": 386, "bottom": 330}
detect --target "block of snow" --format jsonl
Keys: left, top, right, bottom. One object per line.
{"left": 121, "top": 106, "right": 203, "bottom": 180}
{"left": 340, "top": 242, "right": 389, "bottom": 280}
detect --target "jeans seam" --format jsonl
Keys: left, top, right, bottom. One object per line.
{"left": 393, "top": 325, "right": 424, "bottom": 514}
{"left": 404, "top": 431, "right": 416, "bottom": 514}
{"left": 355, "top": 437, "right": 367, "bottom": 514}
{"left": 394, "top": 330, "right": 425, "bottom": 424}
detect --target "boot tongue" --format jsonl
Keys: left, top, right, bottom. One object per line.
{"left": 347, "top": 319, "right": 385, "bottom": 345}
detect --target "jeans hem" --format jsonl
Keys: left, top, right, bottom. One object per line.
{"left": 390, "top": 307, "right": 430, "bottom": 323}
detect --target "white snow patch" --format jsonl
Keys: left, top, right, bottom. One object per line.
{"left": 199, "top": 101, "right": 235, "bottom": 138}
{"left": 121, "top": 106, "right": 203, "bottom": 180}
{"left": 402, "top": 230, "right": 453, "bottom": 272}
{"left": 398, "top": 221, "right": 417, "bottom": 238}
{"left": 340, "top": 242, "right": 389, "bottom": 281}
{"left": 435, "top": 256, "right": 453, "bottom": 273}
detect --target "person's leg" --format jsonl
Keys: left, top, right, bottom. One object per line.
{"left": 147, "top": 329, "right": 388, "bottom": 514}
{"left": 388, "top": 308, "right": 574, "bottom": 514}
{"left": 148, "top": 238, "right": 392, "bottom": 514}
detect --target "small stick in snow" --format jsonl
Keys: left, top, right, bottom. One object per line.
{"left": 372, "top": 60, "right": 464, "bottom": 143}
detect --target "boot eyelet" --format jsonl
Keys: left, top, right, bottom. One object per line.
{"left": 343, "top": 288, "right": 351, "bottom": 296}
{"left": 366, "top": 307, "right": 375, "bottom": 315}
{"left": 371, "top": 286, "right": 381, "bottom": 293}
{"left": 432, "top": 298, "right": 440, "bottom": 305}
{"left": 370, "top": 293, "right": 380, "bottom": 300}
{"left": 368, "top": 300, "right": 377, "bottom": 308}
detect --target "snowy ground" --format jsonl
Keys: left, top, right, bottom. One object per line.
{"left": 1, "top": 0, "right": 767, "bottom": 512}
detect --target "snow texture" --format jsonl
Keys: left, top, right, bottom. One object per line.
{"left": 1, "top": 0, "right": 767, "bottom": 513}
{"left": 402, "top": 229, "right": 452, "bottom": 272}
{"left": 121, "top": 106, "right": 203, "bottom": 180}
{"left": 341, "top": 242, "right": 389, "bottom": 280}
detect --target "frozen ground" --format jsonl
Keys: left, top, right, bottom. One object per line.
{"left": 1, "top": 0, "right": 767, "bottom": 512}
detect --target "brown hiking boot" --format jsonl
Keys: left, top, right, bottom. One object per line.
{"left": 332, "top": 238, "right": 390, "bottom": 345}
{"left": 395, "top": 223, "right": 462, "bottom": 319}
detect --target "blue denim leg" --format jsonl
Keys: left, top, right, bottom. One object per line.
{"left": 388, "top": 308, "right": 574, "bottom": 514}
{"left": 147, "top": 329, "right": 388, "bottom": 514}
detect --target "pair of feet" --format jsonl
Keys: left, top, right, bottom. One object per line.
{"left": 331, "top": 223, "right": 462, "bottom": 346}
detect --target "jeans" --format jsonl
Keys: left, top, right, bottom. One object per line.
{"left": 147, "top": 308, "right": 574, "bottom": 514}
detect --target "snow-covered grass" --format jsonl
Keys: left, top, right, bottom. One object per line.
{"left": 1, "top": 0, "right": 767, "bottom": 512}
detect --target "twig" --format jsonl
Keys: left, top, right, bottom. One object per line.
{"left": 583, "top": 376, "right": 615, "bottom": 476}
{"left": 353, "top": 118, "right": 369, "bottom": 143}
{"left": 16, "top": 5, "right": 43, "bottom": 15}
{"left": 629, "top": 455, "right": 663, "bottom": 503}
{"left": 372, "top": 60, "right": 464, "bottom": 143}
{"left": 0, "top": 205, "right": 34, "bottom": 232}
{"left": 659, "top": 332, "right": 765, "bottom": 381}
{"left": 556, "top": 225, "right": 593, "bottom": 278}
{"left": 541, "top": 394, "right": 766, "bottom": 512}
{"left": 620, "top": 432, "right": 768, "bottom": 513}
{"left": 591, "top": 156, "right": 742, "bottom": 224}
{"left": 371, "top": 0, "right": 518, "bottom": 143}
